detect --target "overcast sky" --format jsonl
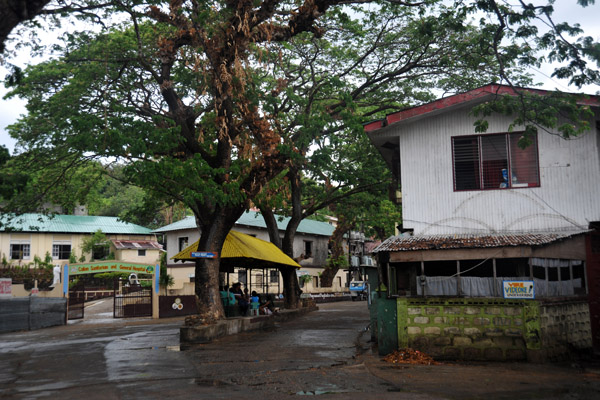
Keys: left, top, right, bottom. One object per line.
{"left": 1, "top": 1, "right": 599, "bottom": 155}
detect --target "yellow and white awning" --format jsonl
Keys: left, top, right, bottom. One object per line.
{"left": 172, "top": 230, "right": 300, "bottom": 269}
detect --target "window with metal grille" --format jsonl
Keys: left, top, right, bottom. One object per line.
{"left": 270, "top": 270, "right": 279, "bottom": 283}
{"left": 52, "top": 244, "right": 71, "bottom": 260}
{"left": 452, "top": 132, "right": 539, "bottom": 191}
{"left": 138, "top": 249, "right": 146, "bottom": 257}
{"left": 10, "top": 243, "right": 30, "bottom": 260}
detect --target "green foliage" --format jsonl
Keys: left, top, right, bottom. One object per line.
{"left": 471, "top": 91, "right": 596, "bottom": 145}
{"left": 69, "top": 251, "right": 77, "bottom": 264}
{"left": 88, "top": 271, "right": 130, "bottom": 289}
{"left": 2, "top": 0, "right": 598, "bottom": 316}
{"left": 299, "top": 275, "right": 312, "bottom": 285}
{"left": 80, "top": 229, "right": 109, "bottom": 261}
{"left": 326, "top": 254, "right": 348, "bottom": 270}
{"left": 159, "top": 252, "right": 174, "bottom": 295}
{"left": 32, "top": 252, "right": 53, "bottom": 270}
{"left": 0, "top": 265, "right": 54, "bottom": 289}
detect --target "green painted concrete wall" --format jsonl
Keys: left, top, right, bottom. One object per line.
{"left": 394, "top": 297, "right": 591, "bottom": 362}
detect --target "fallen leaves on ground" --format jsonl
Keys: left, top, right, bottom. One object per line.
{"left": 383, "top": 348, "right": 441, "bottom": 365}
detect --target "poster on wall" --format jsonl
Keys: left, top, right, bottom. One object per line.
{"left": 0, "top": 278, "right": 12, "bottom": 297}
{"left": 503, "top": 281, "right": 535, "bottom": 299}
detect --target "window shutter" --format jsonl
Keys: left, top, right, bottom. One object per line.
{"left": 453, "top": 137, "right": 480, "bottom": 190}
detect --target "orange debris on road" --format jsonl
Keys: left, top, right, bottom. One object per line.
{"left": 383, "top": 348, "right": 440, "bottom": 365}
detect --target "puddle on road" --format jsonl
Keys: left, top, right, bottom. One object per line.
{"left": 295, "top": 384, "right": 346, "bottom": 396}
{"left": 166, "top": 345, "right": 180, "bottom": 352}
{"left": 296, "top": 388, "right": 342, "bottom": 395}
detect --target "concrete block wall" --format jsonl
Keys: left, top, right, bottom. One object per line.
{"left": 0, "top": 297, "right": 67, "bottom": 333}
{"left": 539, "top": 299, "right": 592, "bottom": 360}
{"left": 397, "top": 298, "right": 533, "bottom": 361}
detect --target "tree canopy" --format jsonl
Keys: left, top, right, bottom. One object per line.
{"left": 2, "top": 0, "right": 599, "bottom": 319}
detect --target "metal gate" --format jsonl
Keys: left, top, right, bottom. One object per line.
{"left": 68, "top": 280, "right": 85, "bottom": 320}
{"left": 114, "top": 278, "right": 152, "bottom": 318}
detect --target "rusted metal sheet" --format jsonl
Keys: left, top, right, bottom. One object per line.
{"left": 375, "top": 231, "right": 588, "bottom": 253}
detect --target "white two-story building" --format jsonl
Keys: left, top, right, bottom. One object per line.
{"left": 366, "top": 84, "right": 600, "bottom": 359}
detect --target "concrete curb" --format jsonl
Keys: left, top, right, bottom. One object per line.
{"left": 180, "top": 305, "right": 318, "bottom": 343}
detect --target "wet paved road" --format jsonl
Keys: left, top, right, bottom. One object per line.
{"left": 0, "top": 301, "right": 408, "bottom": 399}
{"left": 1, "top": 300, "right": 599, "bottom": 399}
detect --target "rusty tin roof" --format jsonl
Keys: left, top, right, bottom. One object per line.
{"left": 111, "top": 240, "right": 163, "bottom": 250}
{"left": 373, "top": 231, "right": 588, "bottom": 253}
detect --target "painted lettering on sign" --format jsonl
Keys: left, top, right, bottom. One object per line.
{"left": 0, "top": 278, "right": 12, "bottom": 296}
{"left": 503, "top": 281, "right": 535, "bottom": 299}
{"left": 191, "top": 252, "right": 218, "bottom": 259}
{"left": 68, "top": 262, "right": 155, "bottom": 275}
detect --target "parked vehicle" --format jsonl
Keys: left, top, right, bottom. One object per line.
{"left": 349, "top": 280, "right": 367, "bottom": 301}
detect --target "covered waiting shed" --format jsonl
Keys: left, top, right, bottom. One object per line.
{"left": 172, "top": 230, "right": 300, "bottom": 293}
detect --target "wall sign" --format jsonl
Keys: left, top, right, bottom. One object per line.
{"left": 68, "top": 262, "right": 156, "bottom": 276}
{"left": 503, "top": 281, "right": 535, "bottom": 299}
{"left": 0, "top": 278, "right": 12, "bottom": 297}
{"left": 191, "top": 252, "right": 218, "bottom": 258}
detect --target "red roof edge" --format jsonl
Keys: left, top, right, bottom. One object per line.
{"left": 364, "top": 120, "right": 384, "bottom": 132}
{"left": 366, "top": 84, "right": 599, "bottom": 133}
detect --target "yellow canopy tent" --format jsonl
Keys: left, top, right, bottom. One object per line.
{"left": 172, "top": 230, "right": 300, "bottom": 271}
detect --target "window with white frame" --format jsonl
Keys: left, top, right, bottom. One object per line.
{"left": 138, "top": 249, "right": 146, "bottom": 257}
{"left": 10, "top": 241, "right": 30, "bottom": 260}
{"left": 452, "top": 132, "right": 540, "bottom": 191}
{"left": 52, "top": 242, "right": 72, "bottom": 260}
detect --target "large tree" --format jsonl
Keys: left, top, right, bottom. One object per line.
{"left": 3, "top": 0, "right": 599, "bottom": 319}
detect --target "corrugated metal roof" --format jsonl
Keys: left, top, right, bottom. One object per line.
{"left": 373, "top": 231, "right": 589, "bottom": 253}
{"left": 153, "top": 211, "right": 335, "bottom": 237}
{"left": 0, "top": 214, "right": 152, "bottom": 235}
{"left": 152, "top": 216, "right": 197, "bottom": 232}
{"left": 111, "top": 240, "right": 163, "bottom": 250}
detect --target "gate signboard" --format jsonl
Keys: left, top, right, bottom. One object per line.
{"left": 63, "top": 261, "right": 159, "bottom": 320}
{"left": 68, "top": 262, "right": 155, "bottom": 276}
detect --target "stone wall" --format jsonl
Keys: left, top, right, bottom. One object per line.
{"left": 0, "top": 297, "right": 67, "bottom": 333}
{"left": 398, "top": 298, "right": 536, "bottom": 361}
{"left": 538, "top": 298, "right": 592, "bottom": 361}
{"left": 396, "top": 297, "right": 592, "bottom": 362}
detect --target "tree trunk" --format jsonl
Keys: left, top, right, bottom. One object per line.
{"left": 259, "top": 168, "right": 303, "bottom": 308}
{"left": 0, "top": 0, "right": 50, "bottom": 52}
{"left": 259, "top": 207, "right": 282, "bottom": 249}
{"left": 320, "top": 218, "right": 351, "bottom": 287}
{"left": 193, "top": 205, "right": 245, "bottom": 320}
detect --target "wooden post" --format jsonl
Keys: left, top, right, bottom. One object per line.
{"left": 420, "top": 261, "right": 425, "bottom": 297}
{"left": 569, "top": 260, "right": 574, "bottom": 295}
{"left": 457, "top": 260, "right": 461, "bottom": 297}
{"left": 493, "top": 258, "right": 497, "bottom": 297}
